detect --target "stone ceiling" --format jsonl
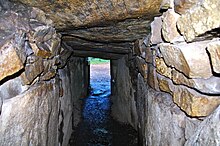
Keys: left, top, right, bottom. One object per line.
{"left": 11, "top": 0, "right": 162, "bottom": 57}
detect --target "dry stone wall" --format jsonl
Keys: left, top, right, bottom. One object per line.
{"left": 0, "top": 3, "right": 89, "bottom": 146}
{"left": 134, "top": 0, "right": 220, "bottom": 145}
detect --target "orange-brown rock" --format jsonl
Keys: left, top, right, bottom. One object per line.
{"left": 40, "top": 69, "right": 57, "bottom": 81}
{"left": 145, "top": 46, "right": 156, "bottom": 66}
{"left": 172, "top": 70, "right": 220, "bottom": 95}
{"left": 155, "top": 57, "right": 172, "bottom": 79}
{"left": 174, "top": 0, "right": 199, "bottom": 14}
{"left": 155, "top": 57, "right": 220, "bottom": 94}
{"left": 0, "top": 41, "right": 25, "bottom": 82}
{"left": 136, "top": 56, "right": 148, "bottom": 79}
{"left": 157, "top": 74, "right": 220, "bottom": 117}
{"left": 159, "top": 42, "right": 212, "bottom": 79}
{"left": 147, "top": 64, "right": 159, "bottom": 91}
{"left": 30, "top": 42, "right": 52, "bottom": 59}
{"left": 158, "top": 75, "right": 172, "bottom": 94}
{"left": 206, "top": 40, "right": 220, "bottom": 74}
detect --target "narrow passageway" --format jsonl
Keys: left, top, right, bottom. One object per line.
{"left": 69, "top": 59, "right": 138, "bottom": 146}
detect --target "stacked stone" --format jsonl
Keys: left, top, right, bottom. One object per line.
{"left": 0, "top": 4, "right": 83, "bottom": 146}
{"left": 135, "top": 0, "right": 220, "bottom": 145}
{"left": 0, "top": 5, "right": 66, "bottom": 111}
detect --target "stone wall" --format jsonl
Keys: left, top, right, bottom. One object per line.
{"left": 111, "top": 56, "right": 138, "bottom": 129}
{"left": 0, "top": 3, "right": 89, "bottom": 146}
{"left": 58, "top": 57, "right": 89, "bottom": 146}
{"left": 134, "top": 0, "right": 220, "bottom": 145}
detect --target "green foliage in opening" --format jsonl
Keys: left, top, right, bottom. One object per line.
{"left": 88, "top": 57, "right": 110, "bottom": 64}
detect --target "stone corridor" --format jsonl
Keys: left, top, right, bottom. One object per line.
{"left": 0, "top": 0, "right": 220, "bottom": 146}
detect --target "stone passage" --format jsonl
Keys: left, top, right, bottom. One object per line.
{"left": 70, "top": 63, "right": 138, "bottom": 146}
{"left": 0, "top": 0, "right": 220, "bottom": 146}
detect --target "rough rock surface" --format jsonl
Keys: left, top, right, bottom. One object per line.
{"left": 0, "top": 82, "right": 59, "bottom": 146}
{"left": 0, "top": 39, "right": 26, "bottom": 82}
{"left": 111, "top": 56, "right": 138, "bottom": 129}
{"left": 0, "top": 0, "right": 220, "bottom": 146}
{"left": 185, "top": 105, "right": 220, "bottom": 146}
{"left": 150, "top": 17, "right": 163, "bottom": 45}
{"left": 172, "top": 70, "right": 220, "bottom": 94}
{"left": 58, "top": 57, "right": 89, "bottom": 146}
{"left": 177, "top": 0, "right": 220, "bottom": 42}
{"left": 158, "top": 74, "right": 220, "bottom": 117}
{"left": 161, "top": 9, "right": 181, "bottom": 43}
{"left": 159, "top": 42, "right": 212, "bottom": 79}
{"left": 145, "top": 86, "right": 186, "bottom": 146}
{"left": 0, "top": 3, "right": 89, "bottom": 146}
{"left": 12, "top": 0, "right": 162, "bottom": 29}
{"left": 134, "top": 1, "right": 220, "bottom": 145}
{"left": 207, "top": 40, "right": 220, "bottom": 74}
{"left": 174, "top": 0, "right": 199, "bottom": 14}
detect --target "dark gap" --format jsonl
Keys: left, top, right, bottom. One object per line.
{"left": 0, "top": 68, "right": 25, "bottom": 86}
{"left": 206, "top": 48, "right": 220, "bottom": 77}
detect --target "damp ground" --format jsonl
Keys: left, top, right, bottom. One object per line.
{"left": 69, "top": 63, "right": 138, "bottom": 146}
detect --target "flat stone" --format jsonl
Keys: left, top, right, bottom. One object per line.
{"left": 134, "top": 38, "right": 147, "bottom": 56}
{"left": 150, "top": 17, "right": 163, "bottom": 45}
{"left": 40, "top": 69, "right": 56, "bottom": 81}
{"left": 159, "top": 42, "right": 212, "bottom": 79}
{"left": 146, "top": 85, "right": 186, "bottom": 146}
{"left": 161, "top": 9, "right": 181, "bottom": 43}
{"left": 30, "top": 42, "right": 52, "bottom": 59}
{"left": 155, "top": 57, "right": 172, "bottom": 79}
{"left": 48, "top": 37, "right": 61, "bottom": 56}
{"left": 145, "top": 47, "right": 156, "bottom": 65}
{"left": 177, "top": 0, "right": 220, "bottom": 42}
{"left": 172, "top": 70, "right": 220, "bottom": 94}
{"left": 136, "top": 56, "right": 148, "bottom": 79}
{"left": 174, "top": 0, "right": 199, "bottom": 14}
{"left": 0, "top": 82, "right": 59, "bottom": 146}
{"left": 160, "top": 0, "right": 174, "bottom": 10}
{"left": 206, "top": 40, "right": 220, "bottom": 74}
{"left": 185, "top": 105, "right": 220, "bottom": 146}
{"left": 137, "top": 74, "right": 147, "bottom": 145}
{"left": 157, "top": 74, "right": 220, "bottom": 117}
{"left": 0, "top": 41, "right": 25, "bottom": 82}
{"left": 156, "top": 57, "right": 220, "bottom": 94}
{"left": 21, "top": 56, "right": 44, "bottom": 85}
{"left": 157, "top": 74, "right": 173, "bottom": 94}
{"left": 147, "top": 64, "right": 159, "bottom": 91}
{"left": 33, "top": 26, "right": 55, "bottom": 42}
{"left": 18, "top": 0, "right": 162, "bottom": 29}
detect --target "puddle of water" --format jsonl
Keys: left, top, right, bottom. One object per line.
{"left": 69, "top": 63, "right": 138, "bottom": 146}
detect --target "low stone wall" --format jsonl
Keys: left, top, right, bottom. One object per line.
{"left": 134, "top": 0, "right": 220, "bottom": 145}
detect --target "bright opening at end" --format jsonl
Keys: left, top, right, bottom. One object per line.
{"left": 89, "top": 57, "right": 111, "bottom": 95}
{"left": 71, "top": 58, "right": 138, "bottom": 145}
